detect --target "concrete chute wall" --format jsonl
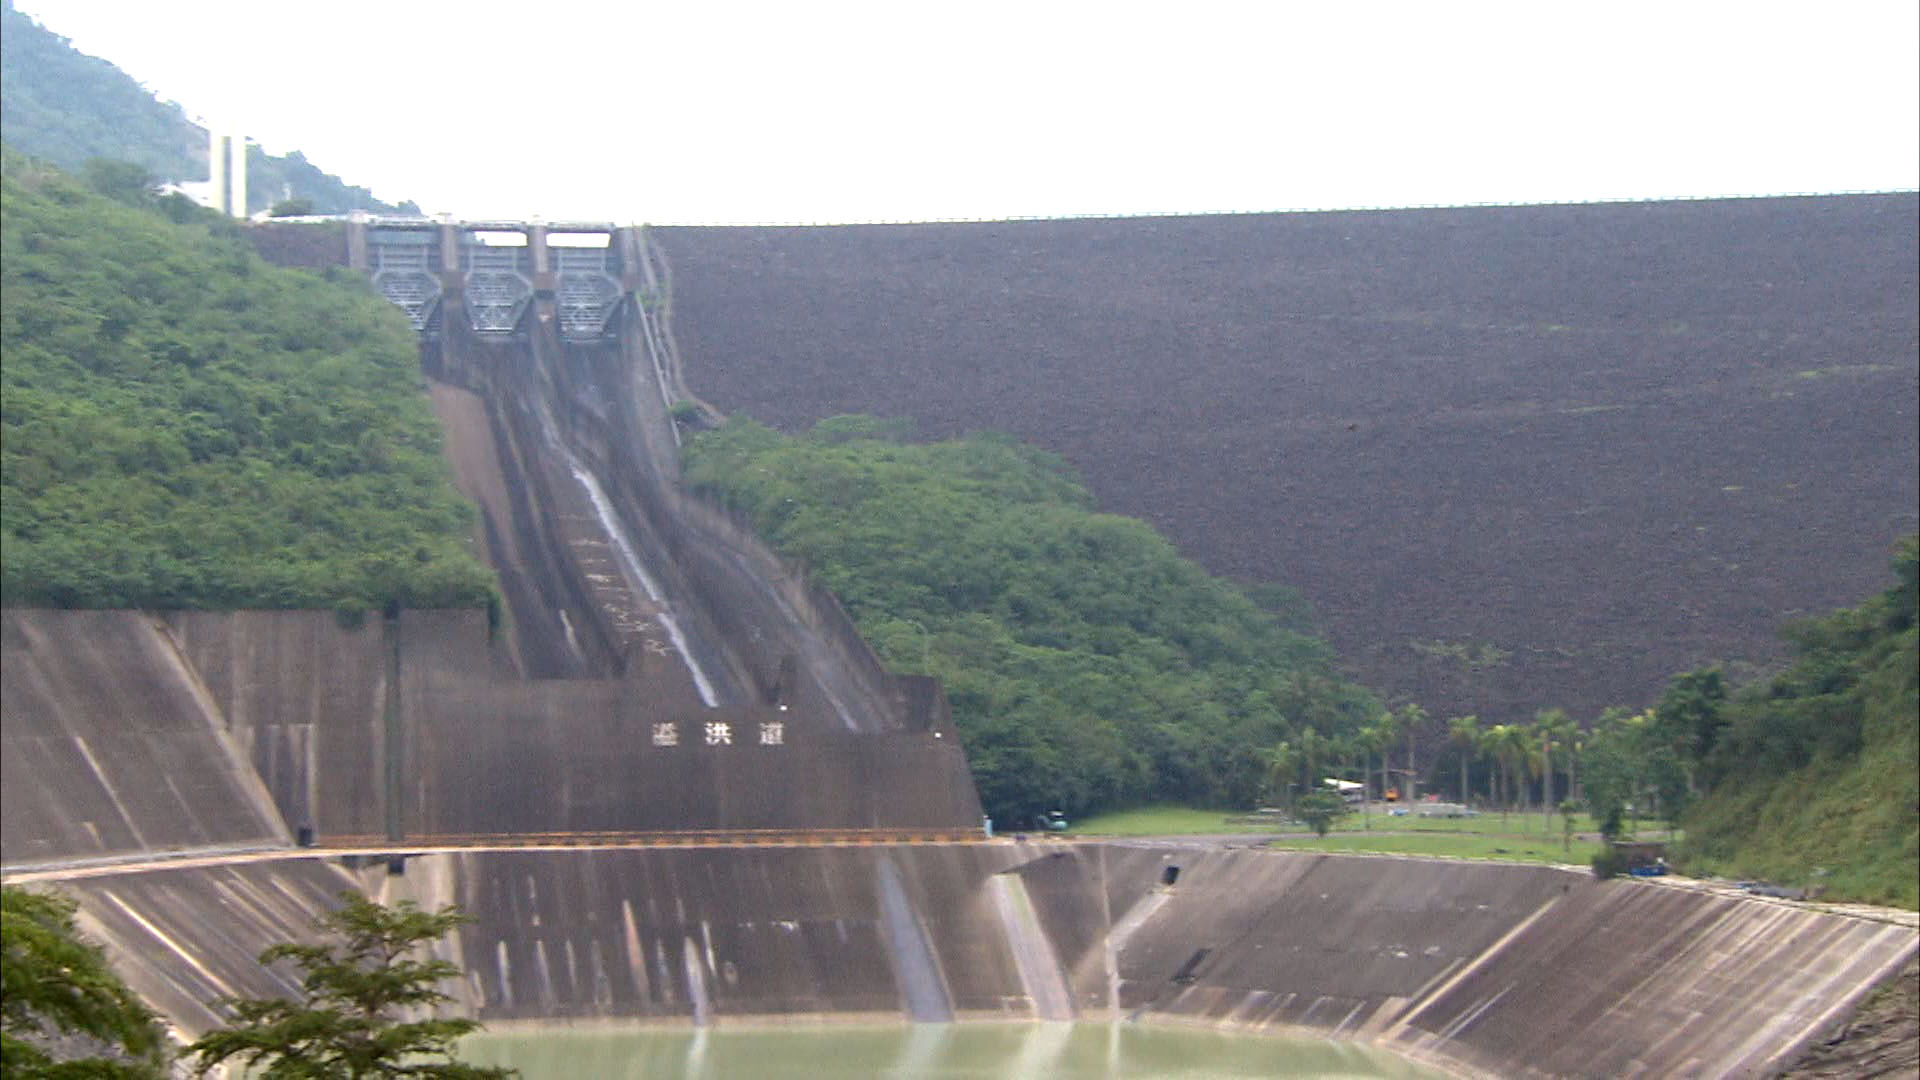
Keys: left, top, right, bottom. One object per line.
{"left": 426, "top": 280, "right": 932, "bottom": 741}
{"left": 0, "top": 610, "right": 289, "bottom": 869}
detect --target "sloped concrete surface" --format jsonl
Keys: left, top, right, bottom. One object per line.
{"left": 1382, "top": 873, "right": 1919, "bottom": 1078}
{"left": 23, "top": 843, "right": 1910, "bottom": 1079}
{"left": 162, "top": 610, "right": 392, "bottom": 838}
{"left": 1, "top": 611, "right": 289, "bottom": 869}
{"left": 1096, "top": 849, "right": 1577, "bottom": 1034}
{"left": 372, "top": 846, "right": 1038, "bottom": 1023}
{"left": 59, "top": 859, "right": 364, "bottom": 1036}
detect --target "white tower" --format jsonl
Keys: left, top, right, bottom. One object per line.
{"left": 228, "top": 133, "right": 247, "bottom": 218}
{"left": 207, "top": 128, "right": 227, "bottom": 213}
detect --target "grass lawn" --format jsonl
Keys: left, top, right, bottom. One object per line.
{"left": 1265, "top": 831, "right": 1604, "bottom": 866}
{"left": 1069, "top": 803, "right": 1672, "bottom": 866}
{"left": 1336, "top": 807, "right": 1599, "bottom": 836}
{"left": 1066, "top": 805, "right": 1281, "bottom": 836}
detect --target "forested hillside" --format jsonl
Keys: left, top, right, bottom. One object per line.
{"left": 1677, "top": 538, "right": 1918, "bottom": 906}
{"left": 0, "top": 1, "right": 415, "bottom": 215}
{"left": 684, "top": 416, "right": 1381, "bottom": 821}
{"left": 0, "top": 149, "right": 494, "bottom": 613}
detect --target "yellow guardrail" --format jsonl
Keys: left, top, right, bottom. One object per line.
{"left": 318, "top": 828, "right": 990, "bottom": 850}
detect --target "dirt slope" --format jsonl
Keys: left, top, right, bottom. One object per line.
{"left": 653, "top": 195, "right": 1919, "bottom": 724}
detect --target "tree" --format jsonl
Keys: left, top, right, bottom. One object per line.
{"left": 1394, "top": 703, "right": 1428, "bottom": 802}
{"left": 1485, "top": 723, "right": 1531, "bottom": 823}
{"left": 1358, "top": 719, "right": 1391, "bottom": 807}
{"left": 1297, "top": 725, "right": 1331, "bottom": 798}
{"left": 187, "top": 891, "right": 515, "bottom": 1079}
{"left": 1535, "top": 708, "right": 1571, "bottom": 832}
{"left": 1262, "top": 739, "right": 1300, "bottom": 812}
{"left": 1581, "top": 708, "right": 1643, "bottom": 835}
{"left": 1448, "top": 714, "right": 1480, "bottom": 804}
{"left": 1652, "top": 668, "right": 1728, "bottom": 791}
{"left": 79, "top": 157, "right": 156, "bottom": 206}
{"left": 1373, "top": 711, "right": 1404, "bottom": 801}
{"left": 2, "top": 885, "right": 169, "bottom": 1079}
{"left": 1296, "top": 791, "right": 1349, "bottom": 837}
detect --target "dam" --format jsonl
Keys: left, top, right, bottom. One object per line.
{"left": 2, "top": 216, "right": 1913, "bottom": 1078}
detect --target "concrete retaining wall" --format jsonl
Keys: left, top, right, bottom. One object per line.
{"left": 1048, "top": 845, "right": 1917, "bottom": 1080}
{"left": 162, "top": 611, "right": 392, "bottom": 838}
{"left": 0, "top": 611, "right": 288, "bottom": 868}
{"left": 61, "top": 859, "right": 366, "bottom": 1035}
{"left": 33, "top": 843, "right": 1913, "bottom": 1079}
{"left": 1088, "top": 846, "right": 1579, "bottom": 1032}
{"left": 2, "top": 608, "right": 981, "bottom": 846}
{"left": 376, "top": 846, "right": 1036, "bottom": 1023}
{"left": 1382, "top": 877, "right": 1919, "bottom": 1078}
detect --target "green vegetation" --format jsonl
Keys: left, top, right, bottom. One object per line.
{"left": 2, "top": 884, "right": 168, "bottom": 1078}
{"left": 1673, "top": 538, "right": 1918, "bottom": 907}
{"left": 1074, "top": 797, "right": 1618, "bottom": 866}
{"left": 683, "top": 416, "right": 1381, "bottom": 823}
{"left": 0, "top": 3, "right": 415, "bottom": 215}
{"left": 188, "top": 892, "right": 514, "bottom": 1078}
{"left": 1, "top": 149, "right": 496, "bottom": 613}
{"left": 1294, "top": 791, "right": 1349, "bottom": 836}
{"left": 1069, "top": 805, "right": 1283, "bottom": 836}
{"left": 1265, "top": 831, "right": 1603, "bottom": 866}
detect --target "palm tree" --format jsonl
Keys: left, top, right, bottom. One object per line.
{"left": 1360, "top": 719, "right": 1391, "bottom": 806}
{"left": 1565, "top": 720, "right": 1587, "bottom": 805}
{"left": 1535, "top": 709, "right": 1567, "bottom": 832}
{"left": 1541, "top": 708, "right": 1582, "bottom": 830}
{"left": 1478, "top": 725, "right": 1501, "bottom": 806}
{"left": 1263, "top": 740, "right": 1300, "bottom": 813}
{"left": 1486, "top": 723, "right": 1532, "bottom": 824}
{"left": 1448, "top": 715, "right": 1481, "bottom": 805}
{"left": 1518, "top": 736, "right": 1545, "bottom": 816}
{"left": 1375, "top": 710, "right": 1404, "bottom": 803}
{"left": 1298, "top": 726, "right": 1329, "bottom": 800}
{"left": 1334, "top": 730, "right": 1372, "bottom": 829}
{"left": 1395, "top": 703, "right": 1429, "bottom": 802}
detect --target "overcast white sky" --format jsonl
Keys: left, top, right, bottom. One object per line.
{"left": 15, "top": 0, "right": 1920, "bottom": 223}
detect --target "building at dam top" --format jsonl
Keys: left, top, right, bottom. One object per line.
{"left": 342, "top": 217, "right": 641, "bottom": 342}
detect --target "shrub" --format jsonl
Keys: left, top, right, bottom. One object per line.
{"left": 1590, "top": 847, "right": 1629, "bottom": 880}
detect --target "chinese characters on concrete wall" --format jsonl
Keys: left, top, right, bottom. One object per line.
{"left": 651, "top": 720, "right": 785, "bottom": 747}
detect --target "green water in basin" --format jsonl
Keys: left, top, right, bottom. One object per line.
{"left": 460, "top": 1021, "right": 1442, "bottom": 1078}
